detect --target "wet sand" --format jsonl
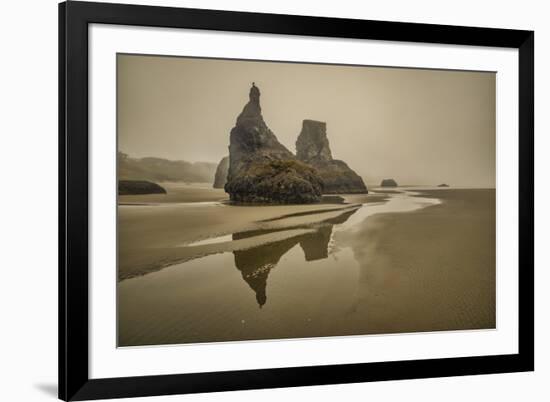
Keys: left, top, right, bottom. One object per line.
{"left": 335, "top": 189, "right": 496, "bottom": 334}
{"left": 118, "top": 186, "right": 495, "bottom": 346}
{"left": 117, "top": 183, "right": 387, "bottom": 280}
{"left": 119, "top": 182, "right": 227, "bottom": 204}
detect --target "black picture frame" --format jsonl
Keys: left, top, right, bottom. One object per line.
{"left": 59, "top": 1, "right": 534, "bottom": 400}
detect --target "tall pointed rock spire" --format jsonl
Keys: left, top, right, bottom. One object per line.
{"left": 224, "top": 84, "right": 323, "bottom": 203}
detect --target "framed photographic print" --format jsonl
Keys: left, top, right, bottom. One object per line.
{"left": 59, "top": 1, "right": 534, "bottom": 400}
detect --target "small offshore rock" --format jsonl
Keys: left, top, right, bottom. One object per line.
{"left": 380, "top": 178, "right": 398, "bottom": 187}
{"left": 118, "top": 180, "right": 167, "bottom": 195}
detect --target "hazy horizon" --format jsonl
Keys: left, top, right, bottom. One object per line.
{"left": 118, "top": 54, "right": 496, "bottom": 187}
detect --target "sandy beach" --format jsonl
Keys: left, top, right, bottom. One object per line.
{"left": 118, "top": 182, "right": 227, "bottom": 204}
{"left": 117, "top": 183, "right": 387, "bottom": 280}
{"left": 335, "top": 188, "right": 496, "bottom": 334}
{"left": 117, "top": 184, "right": 495, "bottom": 346}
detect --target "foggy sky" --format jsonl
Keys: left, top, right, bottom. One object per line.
{"left": 117, "top": 54, "right": 495, "bottom": 187}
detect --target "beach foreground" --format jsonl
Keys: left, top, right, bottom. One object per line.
{"left": 118, "top": 184, "right": 495, "bottom": 346}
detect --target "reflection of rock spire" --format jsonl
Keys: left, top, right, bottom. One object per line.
{"left": 231, "top": 207, "right": 359, "bottom": 307}
{"left": 299, "top": 226, "right": 332, "bottom": 261}
{"left": 233, "top": 239, "right": 294, "bottom": 308}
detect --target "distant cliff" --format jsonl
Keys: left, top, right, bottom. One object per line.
{"left": 296, "top": 120, "right": 368, "bottom": 194}
{"left": 118, "top": 152, "right": 217, "bottom": 183}
{"left": 224, "top": 84, "right": 323, "bottom": 203}
{"left": 213, "top": 156, "right": 229, "bottom": 188}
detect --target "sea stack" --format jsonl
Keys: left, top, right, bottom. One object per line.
{"left": 296, "top": 120, "right": 368, "bottom": 194}
{"left": 213, "top": 156, "right": 229, "bottom": 188}
{"left": 380, "top": 178, "right": 398, "bottom": 187}
{"left": 224, "top": 84, "right": 323, "bottom": 203}
{"left": 118, "top": 180, "right": 166, "bottom": 195}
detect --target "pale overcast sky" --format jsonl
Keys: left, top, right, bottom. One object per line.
{"left": 118, "top": 54, "right": 495, "bottom": 187}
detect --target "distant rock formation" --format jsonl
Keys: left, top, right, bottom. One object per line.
{"left": 296, "top": 120, "right": 368, "bottom": 194}
{"left": 380, "top": 178, "right": 398, "bottom": 187}
{"left": 118, "top": 180, "right": 166, "bottom": 195}
{"left": 213, "top": 156, "right": 229, "bottom": 188}
{"left": 437, "top": 183, "right": 450, "bottom": 187}
{"left": 118, "top": 152, "right": 217, "bottom": 183}
{"left": 225, "top": 84, "right": 323, "bottom": 203}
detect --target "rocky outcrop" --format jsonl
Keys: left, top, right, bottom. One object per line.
{"left": 118, "top": 180, "right": 166, "bottom": 195}
{"left": 380, "top": 178, "right": 398, "bottom": 187}
{"left": 296, "top": 120, "right": 368, "bottom": 194}
{"left": 226, "top": 159, "right": 323, "bottom": 203}
{"left": 224, "top": 84, "right": 323, "bottom": 203}
{"left": 213, "top": 156, "right": 229, "bottom": 188}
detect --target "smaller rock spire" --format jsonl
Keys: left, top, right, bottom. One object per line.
{"left": 296, "top": 120, "right": 332, "bottom": 162}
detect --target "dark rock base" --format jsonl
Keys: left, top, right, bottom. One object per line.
{"left": 225, "top": 159, "right": 323, "bottom": 204}
{"left": 118, "top": 180, "right": 167, "bottom": 195}
{"left": 314, "top": 160, "right": 368, "bottom": 194}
